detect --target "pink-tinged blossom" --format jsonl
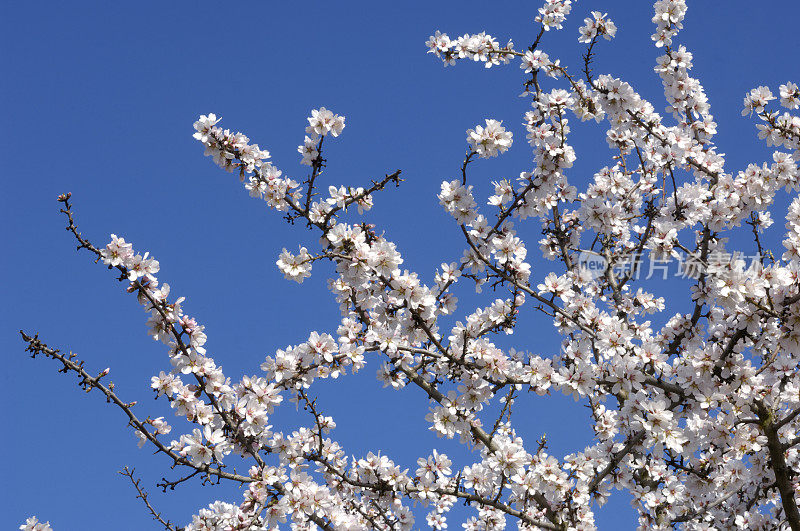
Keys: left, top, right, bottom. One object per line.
{"left": 578, "top": 11, "right": 617, "bottom": 43}
{"left": 100, "top": 234, "right": 133, "bottom": 267}
{"left": 467, "top": 119, "right": 513, "bottom": 158}
{"left": 742, "top": 86, "right": 776, "bottom": 116}
{"left": 20, "top": 517, "right": 53, "bottom": 531}
{"left": 779, "top": 81, "right": 800, "bottom": 109}
{"left": 306, "top": 107, "right": 345, "bottom": 137}
{"left": 276, "top": 247, "right": 312, "bottom": 283}
{"left": 520, "top": 50, "right": 550, "bottom": 73}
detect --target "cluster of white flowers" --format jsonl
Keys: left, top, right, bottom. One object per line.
{"left": 306, "top": 107, "right": 345, "bottom": 137}
{"left": 536, "top": 0, "right": 573, "bottom": 31}
{"left": 466, "top": 119, "right": 514, "bottom": 158}
{"left": 742, "top": 86, "right": 776, "bottom": 116}
{"left": 298, "top": 107, "right": 346, "bottom": 166}
{"left": 95, "top": 225, "right": 426, "bottom": 528}
{"left": 741, "top": 83, "right": 800, "bottom": 161}
{"left": 100, "top": 234, "right": 159, "bottom": 281}
{"left": 438, "top": 180, "right": 477, "bottom": 224}
{"left": 426, "top": 31, "right": 515, "bottom": 68}
{"left": 276, "top": 246, "right": 313, "bottom": 282}
{"left": 101, "top": 237, "right": 245, "bottom": 467}
{"left": 193, "top": 113, "right": 301, "bottom": 212}
{"left": 19, "top": 517, "right": 52, "bottom": 531}
{"left": 651, "top": 0, "right": 687, "bottom": 48}
{"left": 193, "top": 113, "right": 271, "bottom": 174}
{"left": 780, "top": 82, "right": 800, "bottom": 110}
{"left": 520, "top": 49, "right": 551, "bottom": 74}
{"left": 578, "top": 11, "right": 617, "bottom": 43}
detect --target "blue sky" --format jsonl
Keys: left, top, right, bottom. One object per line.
{"left": 3, "top": 1, "right": 799, "bottom": 529}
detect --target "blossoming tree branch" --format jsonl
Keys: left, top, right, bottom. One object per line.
{"left": 20, "top": 0, "right": 800, "bottom": 529}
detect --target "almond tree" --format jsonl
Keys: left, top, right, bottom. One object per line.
{"left": 21, "top": 1, "right": 800, "bottom": 529}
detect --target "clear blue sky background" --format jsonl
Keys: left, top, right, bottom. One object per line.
{"left": 3, "top": 1, "right": 799, "bottom": 529}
